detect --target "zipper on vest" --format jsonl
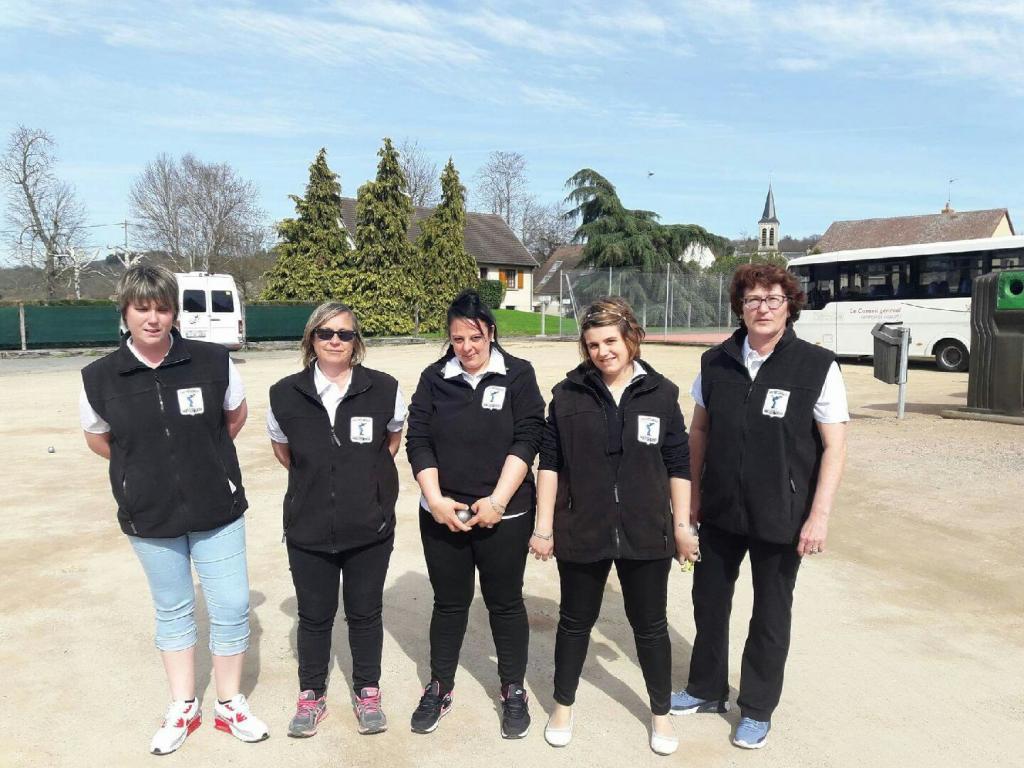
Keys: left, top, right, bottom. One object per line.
{"left": 122, "top": 477, "right": 138, "bottom": 534}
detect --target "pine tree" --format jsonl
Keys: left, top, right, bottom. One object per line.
{"left": 262, "top": 148, "right": 355, "bottom": 301}
{"left": 414, "top": 158, "right": 478, "bottom": 332}
{"left": 351, "top": 137, "right": 421, "bottom": 334}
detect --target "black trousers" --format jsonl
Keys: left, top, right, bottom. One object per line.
{"left": 554, "top": 557, "right": 673, "bottom": 715}
{"left": 419, "top": 509, "right": 533, "bottom": 692}
{"left": 287, "top": 534, "right": 394, "bottom": 696}
{"left": 686, "top": 523, "right": 802, "bottom": 721}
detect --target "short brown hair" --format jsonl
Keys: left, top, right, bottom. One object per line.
{"left": 729, "top": 263, "right": 806, "bottom": 326}
{"left": 116, "top": 263, "right": 179, "bottom": 322}
{"left": 300, "top": 302, "right": 366, "bottom": 368}
{"left": 578, "top": 297, "right": 645, "bottom": 366}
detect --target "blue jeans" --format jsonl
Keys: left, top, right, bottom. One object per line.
{"left": 130, "top": 516, "right": 250, "bottom": 656}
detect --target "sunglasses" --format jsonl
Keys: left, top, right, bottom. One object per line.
{"left": 313, "top": 328, "right": 358, "bottom": 342}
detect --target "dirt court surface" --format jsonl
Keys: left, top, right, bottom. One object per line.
{"left": 1, "top": 340, "right": 1021, "bottom": 768}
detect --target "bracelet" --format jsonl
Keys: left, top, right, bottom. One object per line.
{"left": 532, "top": 530, "right": 553, "bottom": 541}
{"left": 677, "top": 523, "right": 699, "bottom": 536}
{"left": 489, "top": 495, "right": 507, "bottom": 516}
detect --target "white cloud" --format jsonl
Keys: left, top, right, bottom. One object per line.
{"left": 519, "top": 85, "right": 590, "bottom": 111}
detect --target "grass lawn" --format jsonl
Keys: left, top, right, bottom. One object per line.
{"left": 493, "top": 309, "right": 577, "bottom": 336}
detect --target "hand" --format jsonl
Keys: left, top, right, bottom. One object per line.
{"left": 529, "top": 532, "right": 554, "bottom": 561}
{"left": 428, "top": 496, "right": 473, "bottom": 533}
{"left": 468, "top": 496, "right": 503, "bottom": 529}
{"left": 797, "top": 511, "right": 829, "bottom": 557}
{"left": 675, "top": 525, "right": 700, "bottom": 564}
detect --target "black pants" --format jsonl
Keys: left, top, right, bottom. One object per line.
{"left": 686, "top": 523, "right": 802, "bottom": 721}
{"left": 419, "top": 509, "right": 533, "bottom": 692}
{"left": 287, "top": 534, "right": 394, "bottom": 696}
{"left": 554, "top": 557, "right": 673, "bottom": 715}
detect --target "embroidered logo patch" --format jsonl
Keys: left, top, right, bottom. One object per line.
{"left": 177, "top": 387, "right": 204, "bottom": 415}
{"left": 350, "top": 416, "right": 373, "bottom": 443}
{"left": 637, "top": 415, "right": 661, "bottom": 444}
{"left": 481, "top": 385, "right": 506, "bottom": 410}
{"left": 762, "top": 389, "right": 790, "bottom": 418}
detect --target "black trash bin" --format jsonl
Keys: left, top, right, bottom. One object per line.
{"left": 967, "top": 270, "right": 1024, "bottom": 416}
{"left": 871, "top": 322, "right": 907, "bottom": 385}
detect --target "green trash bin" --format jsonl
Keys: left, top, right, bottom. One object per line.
{"left": 967, "top": 270, "right": 1024, "bottom": 416}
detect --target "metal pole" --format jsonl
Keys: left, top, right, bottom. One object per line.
{"left": 664, "top": 263, "right": 670, "bottom": 338}
{"left": 559, "top": 270, "right": 564, "bottom": 338}
{"left": 19, "top": 302, "right": 27, "bottom": 351}
{"left": 540, "top": 300, "right": 546, "bottom": 337}
{"left": 718, "top": 273, "right": 724, "bottom": 328}
{"left": 896, "top": 326, "right": 910, "bottom": 419}
{"left": 608, "top": 266, "right": 612, "bottom": 295}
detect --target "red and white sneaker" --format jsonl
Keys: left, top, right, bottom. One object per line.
{"left": 150, "top": 699, "right": 201, "bottom": 755}
{"left": 214, "top": 693, "right": 269, "bottom": 743}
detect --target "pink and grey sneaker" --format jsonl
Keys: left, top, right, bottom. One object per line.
{"left": 213, "top": 693, "right": 269, "bottom": 743}
{"left": 354, "top": 687, "right": 388, "bottom": 734}
{"left": 150, "top": 698, "right": 202, "bottom": 755}
{"left": 288, "top": 690, "right": 328, "bottom": 738}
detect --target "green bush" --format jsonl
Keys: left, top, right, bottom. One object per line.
{"left": 478, "top": 279, "right": 506, "bottom": 309}
{"left": 0, "top": 299, "right": 116, "bottom": 307}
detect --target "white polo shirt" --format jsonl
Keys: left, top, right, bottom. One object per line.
{"left": 266, "top": 363, "right": 407, "bottom": 443}
{"left": 79, "top": 337, "right": 245, "bottom": 434}
{"left": 690, "top": 338, "right": 849, "bottom": 423}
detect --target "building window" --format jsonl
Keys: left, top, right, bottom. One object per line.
{"left": 503, "top": 269, "right": 520, "bottom": 290}
{"left": 768, "top": 228, "right": 775, "bottom": 247}
{"left": 761, "top": 228, "right": 767, "bottom": 247}
{"left": 480, "top": 267, "right": 488, "bottom": 280}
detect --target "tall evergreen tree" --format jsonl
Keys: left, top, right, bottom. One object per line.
{"left": 414, "top": 158, "right": 477, "bottom": 332}
{"left": 352, "top": 137, "right": 420, "bottom": 334}
{"left": 262, "top": 148, "right": 354, "bottom": 301}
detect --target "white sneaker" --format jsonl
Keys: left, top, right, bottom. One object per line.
{"left": 544, "top": 708, "right": 574, "bottom": 747}
{"left": 650, "top": 717, "right": 679, "bottom": 756}
{"left": 150, "top": 699, "right": 201, "bottom": 755}
{"left": 214, "top": 693, "right": 269, "bottom": 743}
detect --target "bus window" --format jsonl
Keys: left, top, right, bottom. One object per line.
{"left": 919, "top": 255, "right": 983, "bottom": 298}
{"left": 212, "top": 290, "right": 235, "bottom": 313}
{"left": 183, "top": 289, "right": 206, "bottom": 313}
{"left": 795, "top": 262, "right": 836, "bottom": 309}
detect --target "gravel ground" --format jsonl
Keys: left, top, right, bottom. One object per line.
{"left": 0, "top": 340, "right": 1021, "bottom": 768}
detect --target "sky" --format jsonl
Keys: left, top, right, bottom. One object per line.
{"left": 1, "top": 0, "right": 1023, "bottom": 257}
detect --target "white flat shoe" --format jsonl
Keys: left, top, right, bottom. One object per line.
{"left": 544, "top": 710, "right": 574, "bottom": 747}
{"left": 650, "top": 718, "right": 678, "bottom": 756}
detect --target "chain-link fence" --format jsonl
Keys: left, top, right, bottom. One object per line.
{"left": 537, "top": 265, "right": 737, "bottom": 338}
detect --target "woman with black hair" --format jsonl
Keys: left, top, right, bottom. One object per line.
{"left": 405, "top": 289, "right": 545, "bottom": 739}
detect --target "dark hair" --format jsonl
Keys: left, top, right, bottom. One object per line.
{"left": 578, "top": 296, "right": 645, "bottom": 367}
{"left": 446, "top": 289, "right": 499, "bottom": 343}
{"left": 729, "top": 263, "right": 806, "bottom": 327}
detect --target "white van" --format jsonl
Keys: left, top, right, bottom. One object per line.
{"left": 176, "top": 272, "right": 245, "bottom": 350}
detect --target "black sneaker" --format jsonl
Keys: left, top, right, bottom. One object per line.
{"left": 500, "top": 683, "right": 531, "bottom": 739}
{"left": 410, "top": 681, "right": 453, "bottom": 734}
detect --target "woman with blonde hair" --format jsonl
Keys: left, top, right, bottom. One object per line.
{"left": 531, "top": 297, "right": 698, "bottom": 755}
{"left": 80, "top": 263, "right": 268, "bottom": 755}
{"left": 267, "top": 301, "right": 406, "bottom": 738}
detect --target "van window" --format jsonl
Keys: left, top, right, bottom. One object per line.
{"left": 183, "top": 289, "right": 206, "bottom": 312}
{"left": 212, "top": 290, "right": 235, "bottom": 313}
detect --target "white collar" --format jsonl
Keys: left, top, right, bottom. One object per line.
{"left": 127, "top": 335, "right": 173, "bottom": 367}
{"left": 741, "top": 336, "right": 772, "bottom": 363}
{"left": 313, "top": 361, "right": 353, "bottom": 397}
{"left": 443, "top": 347, "right": 506, "bottom": 380}
{"left": 604, "top": 360, "right": 647, "bottom": 389}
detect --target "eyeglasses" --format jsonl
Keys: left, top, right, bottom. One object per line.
{"left": 742, "top": 294, "right": 789, "bottom": 310}
{"left": 313, "top": 328, "right": 358, "bottom": 342}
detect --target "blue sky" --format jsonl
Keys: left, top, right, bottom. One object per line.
{"left": 2, "top": 0, "right": 1023, "bottom": 255}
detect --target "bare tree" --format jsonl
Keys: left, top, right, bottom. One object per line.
{"left": 519, "top": 197, "right": 576, "bottom": 261}
{"left": 1, "top": 126, "right": 87, "bottom": 298}
{"left": 398, "top": 138, "right": 440, "bottom": 208}
{"left": 473, "top": 150, "right": 529, "bottom": 229}
{"left": 130, "top": 153, "right": 266, "bottom": 273}
{"left": 57, "top": 246, "right": 103, "bottom": 299}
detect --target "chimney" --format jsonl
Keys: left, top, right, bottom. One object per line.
{"left": 941, "top": 202, "right": 955, "bottom": 214}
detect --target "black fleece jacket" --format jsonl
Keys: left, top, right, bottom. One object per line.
{"left": 405, "top": 346, "right": 545, "bottom": 513}
{"left": 539, "top": 360, "right": 690, "bottom": 563}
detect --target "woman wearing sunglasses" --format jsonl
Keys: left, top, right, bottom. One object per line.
{"left": 267, "top": 302, "right": 407, "bottom": 738}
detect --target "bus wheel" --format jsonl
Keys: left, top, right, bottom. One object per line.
{"left": 934, "top": 339, "right": 968, "bottom": 372}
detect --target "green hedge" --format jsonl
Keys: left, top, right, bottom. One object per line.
{"left": 478, "top": 279, "right": 506, "bottom": 309}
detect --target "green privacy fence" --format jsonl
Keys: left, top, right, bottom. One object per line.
{"left": 0, "top": 302, "right": 321, "bottom": 350}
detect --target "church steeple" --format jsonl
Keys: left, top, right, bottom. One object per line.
{"left": 758, "top": 184, "right": 779, "bottom": 253}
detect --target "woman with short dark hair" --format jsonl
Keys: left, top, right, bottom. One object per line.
{"left": 405, "top": 289, "right": 545, "bottom": 739}
{"left": 80, "top": 263, "right": 268, "bottom": 755}
{"left": 671, "top": 263, "right": 848, "bottom": 750}
{"left": 532, "top": 297, "right": 698, "bottom": 756}
{"left": 267, "top": 301, "right": 406, "bottom": 738}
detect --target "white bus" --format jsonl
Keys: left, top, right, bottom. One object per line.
{"left": 788, "top": 236, "right": 1024, "bottom": 371}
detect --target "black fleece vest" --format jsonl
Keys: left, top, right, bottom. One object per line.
{"left": 81, "top": 332, "right": 246, "bottom": 538}
{"left": 700, "top": 327, "right": 834, "bottom": 544}
{"left": 269, "top": 364, "right": 399, "bottom": 553}
{"left": 551, "top": 364, "right": 679, "bottom": 563}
